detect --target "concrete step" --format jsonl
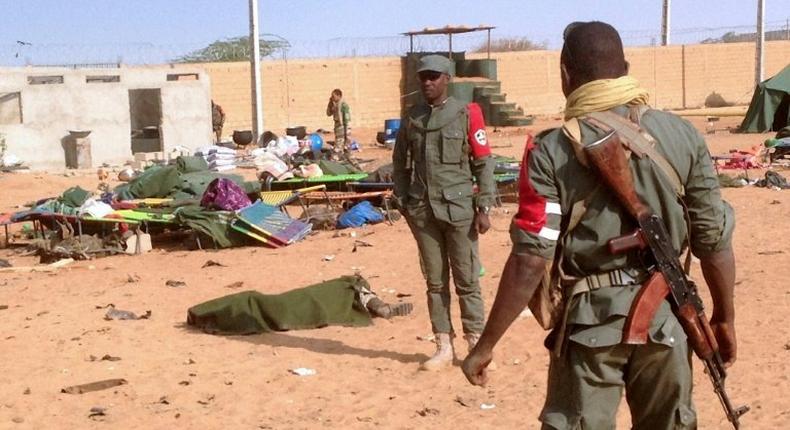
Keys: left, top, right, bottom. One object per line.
{"left": 503, "top": 116, "right": 535, "bottom": 127}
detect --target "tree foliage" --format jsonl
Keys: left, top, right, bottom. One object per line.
{"left": 473, "top": 37, "right": 546, "bottom": 53}
{"left": 174, "top": 36, "right": 278, "bottom": 63}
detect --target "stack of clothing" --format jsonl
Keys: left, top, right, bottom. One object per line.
{"left": 195, "top": 145, "right": 238, "bottom": 172}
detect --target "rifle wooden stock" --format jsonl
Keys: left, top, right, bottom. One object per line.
{"left": 582, "top": 131, "right": 651, "bottom": 221}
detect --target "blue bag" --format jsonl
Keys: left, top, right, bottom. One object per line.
{"left": 336, "top": 201, "right": 384, "bottom": 229}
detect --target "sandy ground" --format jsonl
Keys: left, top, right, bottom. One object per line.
{"left": 1, "top": 116, "right": 789, "bottom": 429}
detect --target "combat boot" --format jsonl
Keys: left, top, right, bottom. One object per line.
{"left": 420, "top": 333, "right": 454, "bottom": 371}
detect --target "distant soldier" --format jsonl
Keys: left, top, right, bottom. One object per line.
{"left": 326, "top": 89, "right": 351, "bottom": 153}
{"left": 212, "top": 100, "right": 226, "bottom": 143}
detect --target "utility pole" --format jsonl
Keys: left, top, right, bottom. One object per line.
{"left": 249, "top": 0, "right": 264, "bottom": 142}
{"left": 661, "top": 0, "right": 671, "bottom": 45}
{"left": 755, "top": 0, "right": 765, "bottom": 86}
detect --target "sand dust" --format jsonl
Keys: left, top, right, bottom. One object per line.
{"left": 1, "top": 116, "right": 788, "bottom": 429}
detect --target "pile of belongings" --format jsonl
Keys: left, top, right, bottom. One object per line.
{"left": 195, "top": 145, "right": 239, "bottom": 172}
{"left": 1, "top": 156, "right": 313, "bottom": 258}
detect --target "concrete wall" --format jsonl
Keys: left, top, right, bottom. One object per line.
{"left": 0, "top": 66, "right": 213, "bottom": 170}
{"left": 199, "top": 40, "right": 790, "bottom": 130}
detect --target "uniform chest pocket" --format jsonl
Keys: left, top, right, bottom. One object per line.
{"left": 440, "top": 128, "right": 465, "bottom": 164}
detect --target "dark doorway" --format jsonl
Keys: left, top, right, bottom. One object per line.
{"left": 129, "top": 88, "right": 163, "bottom": 153}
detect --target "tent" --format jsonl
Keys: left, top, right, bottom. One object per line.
{"left": 739, "top": 64, "right": 790, "bottom": 133}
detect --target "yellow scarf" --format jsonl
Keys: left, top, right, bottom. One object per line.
{"left": 564, "top": 76, "right": 650, "bottom": 120}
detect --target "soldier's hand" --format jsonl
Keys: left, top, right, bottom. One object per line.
{"left": 475, "top": 212, "right": 491, "bottom": 234}
{"left": 462, "top": 348, "right": 493, "bottom": 386}
{"left": 710, "top": 319, "right": 737, "bottom": 367}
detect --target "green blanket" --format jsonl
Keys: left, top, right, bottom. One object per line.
{"left": 115, "top": 166, "right": 261, "bottom": 201}
{"left": 187, "top": 275, "right": 372, "bottom": 334}
{"left": 176, "top": 156, "right": 209, "bottom": 174}
{"left": 173, "top": 205, "right": 248, "bottom": 248}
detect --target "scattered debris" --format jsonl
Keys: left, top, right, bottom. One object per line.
{"left": 454, "top": 396, "right": 474, "bottom": 407}
{"left": 197, "top": 394, "right": 215, "bottom": 405}
{"left": 289, "top": 367, "right": 317, "bottom": 376}
{"left": 88, "top": 406, "right": 107, "bottom": 419}
{"left": 202, "top": 260, "right": 225, "bottom": 268}
{"left": 416, "top": 407, "right": 440, "bottom": 417}
{"left": 87, "top": 354, "right": 121, "bottom": 362}
{"left": 61, "top": 378, "right": 128, "bottom": 394}
{"left": 224, "top": 281, "right": 244, "bottom": 289}
{"left": 322, "top": 255, "right": 335, "bottom": 262}
{"left": 104, "top": 306, "right": 151, "bottom": 321}
{"left": 0, "top": 258, "right": 74, "bottom": 273}
{"left": 166, "top": 279, "right": 187, "bottom": 288}
{"left": 352, "top": 240, "right": 373, "bottom": 252}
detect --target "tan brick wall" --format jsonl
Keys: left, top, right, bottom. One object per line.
{"left": 194, "top": 41, "right": 790, "bottom": 132}
{"left": 197, "top": 57, "right": 403, "bottom": 135}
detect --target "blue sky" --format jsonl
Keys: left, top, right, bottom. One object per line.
{"left": 2, "top": 0, "right": 788, "bottom": 65}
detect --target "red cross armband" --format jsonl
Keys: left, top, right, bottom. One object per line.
{"left": 467, "top": 102, "right": 491, "bottom": 159}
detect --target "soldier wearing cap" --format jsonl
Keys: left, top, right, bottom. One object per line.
{"left": 393, "top": 54, "right": 496, "bottom": 371}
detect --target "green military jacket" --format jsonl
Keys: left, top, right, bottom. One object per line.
{"left": 511, "top": 106, "right": 735, "bottom": 347}
{"left": 392, "top": 96, "right": 496, "bottom": 226}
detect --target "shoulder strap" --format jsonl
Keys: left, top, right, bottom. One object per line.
{"left": 583, "top": 110, "right": 685, "bottom": 197}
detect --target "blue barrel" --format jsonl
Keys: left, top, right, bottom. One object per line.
{"left": 384, "top": 119, "right": 401, "bottom": 140}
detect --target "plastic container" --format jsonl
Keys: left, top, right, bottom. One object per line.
{"left": 384, "top": 119, "right": 401, "bottom": 140}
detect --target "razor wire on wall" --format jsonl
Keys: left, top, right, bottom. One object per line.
{"left": 1, "top": 20, "right": 789, "bottom": 67}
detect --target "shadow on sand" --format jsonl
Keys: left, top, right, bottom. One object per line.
{"left": 177, "top": 322, "right": 428, "bottom": 365}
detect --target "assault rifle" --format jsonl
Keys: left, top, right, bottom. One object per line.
{"left": 583, "top": 130, "right": 749, "bottom": 429}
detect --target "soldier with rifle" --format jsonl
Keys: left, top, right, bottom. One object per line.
{"left": 462, "top": 21, "right": 746, "bottom": 429}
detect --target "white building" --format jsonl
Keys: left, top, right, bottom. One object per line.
{"left": 0, "top": 66, "right": 214, "bottom": 170}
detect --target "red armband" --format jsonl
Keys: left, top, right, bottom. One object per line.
{"left": 513, "top": 134, "right": 548, "bottom": 234}
{"left": 467, "top": 102, "right": 491, "bottom": 159}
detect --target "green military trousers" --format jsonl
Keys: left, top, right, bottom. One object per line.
{"left": 333, "top": 124, "right": 348, "bottom": 153}
{"left": 539, "top": 331, "right": 697, "bottom": 430}
{"left": 405, "top": 201, "right": 485, "bottom": 335}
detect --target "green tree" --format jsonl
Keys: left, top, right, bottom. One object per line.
{"left": 174, "top": 36, "right": 277, "bottom": 63}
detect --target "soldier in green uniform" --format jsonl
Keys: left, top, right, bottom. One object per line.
{"left": 326, "top": 88, "right": 351, "bottom": 154}
{"left": 393, "top": 55, "right": 496, "bottom": 371}
{"left": 462, "top": 22, "right": 738, "bottom": 429}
